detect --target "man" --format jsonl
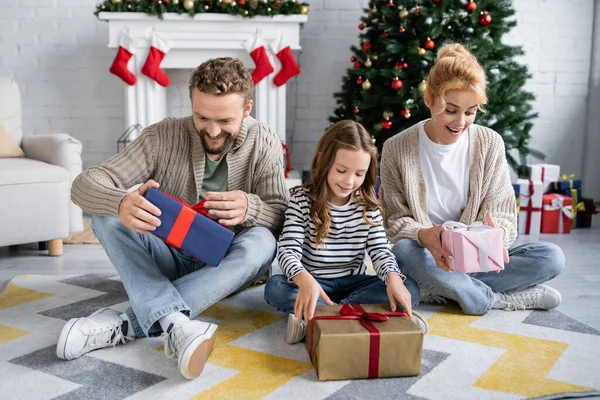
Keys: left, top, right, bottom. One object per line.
{"left": 57, "top": 58, "right": 288, "bottom": 379}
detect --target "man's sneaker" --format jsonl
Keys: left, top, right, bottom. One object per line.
{"left": 163, "top": 320, "right": 218, "bottom": 380}
{"left": 285, "top": 314, "right": 306, "bottom": 344}
{"left": 56, "top": 308, "right": 132, "bottom": 360}
{"left": 420, "top": 289, "right": 448, "bottom": 305}
{"left": 500, "top": 284, "right": 562, "bottom": 311}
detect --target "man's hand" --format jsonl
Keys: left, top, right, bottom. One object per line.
{"left": 386, "top": 273, "right": 413, "bottom": 317}
{"left": 292, "top": 271, "right": 334, "bottom": 325}
{"left": 204, "top": 190, "right": 248, "bottom": 227}
{"left": 486, "top": 213, "right": 510, "bottom": 265}
{"left": 118, "top": 180, "right": 162, "bottom": 235}
{"left": 418, "top": 226, "right": 454, "bottom": 272}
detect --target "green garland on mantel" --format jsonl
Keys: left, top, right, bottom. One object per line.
{"left": 94, "top": 0, "right": 309, "bottom": 19}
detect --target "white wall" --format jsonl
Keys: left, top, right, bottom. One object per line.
{"left": 0, "top": 0, "right": 597, "bottom": 195}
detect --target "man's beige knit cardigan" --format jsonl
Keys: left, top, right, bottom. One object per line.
{"left": 71, "top": 116, "right": 288, "bottom": 233}
{"left": 380, "top": 122, "right": 518, "bottom": 249}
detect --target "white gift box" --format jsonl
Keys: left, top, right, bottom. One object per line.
{"left": 517, "top": 178, "right": 543, "bottom": 235}
{"left": 526, "top": 163, "right": 560, "bottom": 193}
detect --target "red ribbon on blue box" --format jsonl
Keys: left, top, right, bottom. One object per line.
{"left": 144, "top": 187, "right": 234, "bottom": 267}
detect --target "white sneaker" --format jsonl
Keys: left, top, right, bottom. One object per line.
{"left": 285, "top": 314, "right": 306, "bottom": 344}
{"left": 500, "top": 284, "right": 562, "bottom": 311}
{"left": 163, "top": 320, "right": 218, "bottom": 380}
{"left": 420, "top": 289, "right": 448, "bottom": 305}
{"left": 56, "top": 308, "right": 132, "bottom": 360}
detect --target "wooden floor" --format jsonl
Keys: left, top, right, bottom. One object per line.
{"left": 1, "top": 224, "right": 599, "bottom": 330}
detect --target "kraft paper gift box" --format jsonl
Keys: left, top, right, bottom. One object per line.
{"left": 440, "top": 221, "right": 504, "bottom": 273}
{"left": 517, "top": 178, "right": 543, "bottom": 235}
{"left": 526, "top": 163, "right": 560, "bottom": 192}
{"left": 306, "top": 304, "right": 424, "bottom": 381}
{"left": 144, "top": 187, "right": 234, "bottom": 266}
{"left": 541, "top": 194, "right": 573, "bottom": 234}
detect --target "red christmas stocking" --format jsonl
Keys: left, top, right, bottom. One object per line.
{"left": 271, "top": 33, "right": 300, "bottom": 87}
{"left": 109, "top": 32, "right": 136, "bottom": 86}
{"left": 141, "top": 34, "right": 170, "bottom": 87}
{"left": 243, "top": 31, "right": 274, "bottom": 85}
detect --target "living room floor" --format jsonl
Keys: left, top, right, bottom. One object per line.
{"left": 1, "top": 224, "right": 599, "bottom": 330}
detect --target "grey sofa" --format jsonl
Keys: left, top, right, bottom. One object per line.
{"left": 0, "top": 77, "right": 83, "bottom": 255}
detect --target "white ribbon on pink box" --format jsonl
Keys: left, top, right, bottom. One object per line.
{"left": 441, "top": 221, "right": 505, "bottom": 273}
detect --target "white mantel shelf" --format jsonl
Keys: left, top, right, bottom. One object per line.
{"left": 99, "top": 12, "right": 307, "bottom": 143}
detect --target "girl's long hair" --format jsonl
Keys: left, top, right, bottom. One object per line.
{"left": 299, "top": 120, "right": 380, "bottom": 247}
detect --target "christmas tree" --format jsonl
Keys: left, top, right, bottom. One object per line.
{"left": 329, "top": 0, "right": 543, "bottom": 176}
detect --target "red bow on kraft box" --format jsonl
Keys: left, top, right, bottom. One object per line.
{"left": 306, "top": 304, "right": 424, "bottom": 381}
{"left": 144, "top": 187, "right": 234, "bottom": 266}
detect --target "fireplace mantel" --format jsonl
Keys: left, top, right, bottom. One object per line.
{"left": 98, "top": 12, "right": 307, "bottom": 143}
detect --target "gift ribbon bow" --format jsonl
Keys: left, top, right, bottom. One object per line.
{"left": 543, "top": 194, "right": 573, "bottom": 233}
{"left": 442, "top": 221, "right": 494, "bottom": 272}
{"left": 308, "top": 304, "right": 408, "bottom": 379}
{"left": 161, "top": 192, "right": 209, "bottom": 248}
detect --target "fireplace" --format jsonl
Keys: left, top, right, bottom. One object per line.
{"left": 99, "top": 12, "right": 306, "bottom": 146}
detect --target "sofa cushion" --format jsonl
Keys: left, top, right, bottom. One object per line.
{"left": 0, "top": 158, "right": 69, "bottom": 186}
{"left": 0, "top": 122, "right": 24, "bottom": 158}
{"left": 0, "top": 77, "right": 23, "bottom": 146}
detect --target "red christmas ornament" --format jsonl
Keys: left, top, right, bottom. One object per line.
{"left": 382, "top": 120, "right": 393, "bottom": 129}
{"left": 400, "top": 108, "right": 411, "bottom": 118}
{"left": 479, "top": 12, "right": 492, "bottom": 26}
{"left": 433, "top": 0, "right": 441, "bottom": 3}
{"left": 238, "top": 0, "right": 246, "bottom": 4}
{"left": 353, "top": 106, "right": 360, "bottom": 114}
{"left": 387, "top": 0, "right": 394, "bottom": 7}
{"left": 359, "top": 23, "right": 365, "bottom": 30}
{"left": 382, "top": 31, "right": 389, "bottom": 38}
{"left": 414, "top": 6, "right": 420, "bottom": 16}
{"left": 362, "top": 41, "right": 372, "bottom": 52}
{"left": 350, "top": 56, "right": 357, "bottom": 62}
{"left": 424, "top": 38, "right": 435, "bottom": 50}
{"left": 356, "top": 76, "right": 364, "bottom": 85}
{"left": 391, "top": 78, "right": 403, "bottom": 90}
{"left": 466, "top": 0, "right": 477, "bottom": 12}
{"left": 353, "top": 62, "right": 362, "bottom": 69}
{"left": 399, "top": 26, "right": 406, "bottom": 33}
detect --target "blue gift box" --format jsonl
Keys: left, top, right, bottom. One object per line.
{"left": 512, "top": 183, "right": 520, "bottom": 199}
{"left": 145, "top": 187, "right": 234, "bottom": 267}
{"left": 551, "top": 179, "right": 581, "bottom": 192}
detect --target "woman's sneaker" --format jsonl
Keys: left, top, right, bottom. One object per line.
{"left": 163, "top": 320, "right": 218, "bottom": 380}
{"left": 285, "top": 314, "right": 306, "bottom": 344}
{"left": 499, "top": 284, "right": 562, "bottom": 311}
{"left": 56, "top": 308, "right": 133, "bottom": 360}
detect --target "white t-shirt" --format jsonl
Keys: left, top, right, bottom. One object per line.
{"left": 418, "top": 120, "right": 470, "bottom": 226}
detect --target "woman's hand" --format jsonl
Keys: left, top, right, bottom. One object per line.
{"left": 418, "top": 226, "right": 454, "bottom": 272}
{"left": 292, "top": 271, "right": 334, "bottom": 325}
{"left": 386, "top": 273, "right": 413, "bottom": 317}
{"left": 486, "top": 213, "right": 510, "bottom": 264}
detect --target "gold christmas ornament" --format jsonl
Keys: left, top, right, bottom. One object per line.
{"left": 371, "top": 54, "right": 378, "bottom": 60}
{"left": 172, "top": 0, "right": 179, "bottom": 4}
{"left": 300, "top": 5, "right": 309, "bottom": 14}
{"left": 418, "top": 80, "right": 427, "bottom": 93}
{"left": 183, "top": 0, "right": 194, "bottom": 10}
{"left": 382, "top": 111, "right": 394, "bottom": 120}
{"left": 223, "top": 0, "right": 233, "bottom": 3}
{"left": 373, "top": 123, "right": 383, "bottom": 132}
{"left": 364, "top": 58, "right": 372, "bottom": 67}
{"left": 399, "top": 9, "right": 409, "bottom": 18}
{"left": 418, "top": 47, "right": 426, "bottom": 56}
{"left": 362, "top": 79, "right": 372, "bottom": 90}
{"left": 111, "top": 0, "right": 121, "bottom": 4}
{"left": 204, "top": 4, "right": 209, "bottom": 9}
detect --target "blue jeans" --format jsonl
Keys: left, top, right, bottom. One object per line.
{"left": 92, "top": 215, "right": 276, "bottom": 337}
{"left": 392, "top": 239, "right": 565, "bottom": 316}
{"left": 263, "top": 273, "right": 421, "bottom": 314}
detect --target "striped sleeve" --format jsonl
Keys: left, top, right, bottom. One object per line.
{"left": 277, "top": 191, "right": 308, "bottom": 281}
{"left": 366, "top": 209, "right": 404, "bottom": 283}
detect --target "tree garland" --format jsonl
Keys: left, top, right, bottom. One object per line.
{"left": 94, "top": 0, "right": 309, "bottom": 19}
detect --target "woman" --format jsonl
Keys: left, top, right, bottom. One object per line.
{"left": 380, "top": 43, "right": 565, "bottom": 316}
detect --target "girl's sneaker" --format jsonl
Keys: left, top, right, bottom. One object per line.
{"left": 285, "top": 314, "right": 306, "bottom": 344}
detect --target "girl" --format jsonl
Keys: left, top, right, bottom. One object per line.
{"left": 264, "top": 120, "right": 420, "bottom": 344}
{"left": 380, "top": 43, "right": 565, "bottom": 316}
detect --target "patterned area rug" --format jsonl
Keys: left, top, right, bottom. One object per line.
{"left": 1, "top": 273, "right": 599, "bottom": 400}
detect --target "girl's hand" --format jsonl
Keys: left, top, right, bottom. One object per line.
{"left": 418, "top": 226, "right": 454, "bottom": 272}
{"left": 485, "top": 213, "right": 510, "bottom": 265}
{"left": 386, "top": 273, "right": 413, "bottom": 317}
{"left": 292, "top": 271, "right": 334, "bottom": 325}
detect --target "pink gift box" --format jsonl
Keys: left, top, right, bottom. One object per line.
{"left": 440, "top": 222, "right": 505, "bottom": 273}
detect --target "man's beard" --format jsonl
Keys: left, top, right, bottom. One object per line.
{"left": 198, "top": 129, "right": 236, "bottom": 155}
